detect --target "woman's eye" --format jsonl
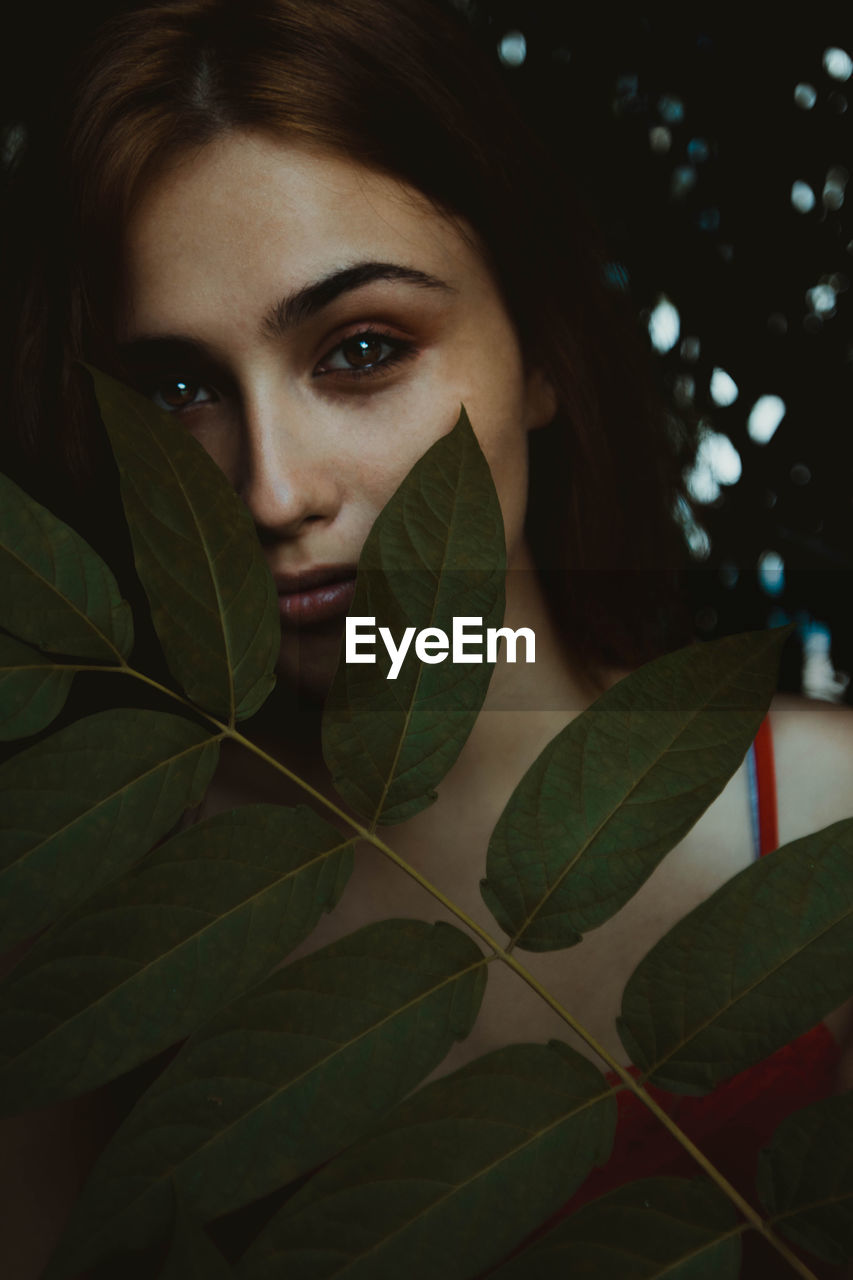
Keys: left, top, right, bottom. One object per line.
{"left": 150, "top": 378, "right": 216, "bottom": 412}
{"left": 314, "top": 330, "right": 415, "bottom": 377}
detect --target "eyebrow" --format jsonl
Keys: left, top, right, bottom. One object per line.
{"left": 117, "top": 259, "right": 454, "bottom": 361}
{"left": 260, "top": 260, "right": 454, "bottom": 337}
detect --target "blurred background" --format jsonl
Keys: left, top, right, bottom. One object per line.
{"left": 2, "top": 3, "right": 851, "bottom": 700}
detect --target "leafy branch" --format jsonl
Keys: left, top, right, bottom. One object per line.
{"left": 1, "top": 370, "right": 851, "bottom": 1279}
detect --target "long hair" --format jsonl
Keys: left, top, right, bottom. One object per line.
{"left": 1, "top": 0, "right": 698, "bottom": 677}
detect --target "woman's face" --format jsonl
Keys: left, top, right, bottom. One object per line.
{"left": 117, "top": 131, "right": 555, "bottom": 694}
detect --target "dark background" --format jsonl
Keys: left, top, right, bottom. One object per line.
{"left": 2, "top": 2, "right": 852, "bottom": 699}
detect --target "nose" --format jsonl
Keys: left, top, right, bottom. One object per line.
{"left": 236, "top": 387, "right": 343, "bottom": 543}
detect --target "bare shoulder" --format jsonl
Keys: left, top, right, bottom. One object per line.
{"left": 769, "top": 692, "right": 853, "bottom": 844}
{"left": 769, "top": 693, "right": 853, "bottom": 1076}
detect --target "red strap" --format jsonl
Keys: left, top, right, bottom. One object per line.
{"left": 752, "top": 716, "right": 778, "bottom": 856}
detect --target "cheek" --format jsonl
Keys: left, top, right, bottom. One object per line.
{"left": 348, "top": 358, "right": 531, "bottom": 560}
{"left": 383, "top": 410, "right": 528, "bottom": 570}
{"left": 182, "top": 415, "right": 243, "bottom": 483}
{"left": 447, "top": 321, "right": 532, "bottom": 555}
{"left": 450, "top": 365, "right": 532, "bottom": 563}
{"left": 478, "top": 424, "right": 530, "bottom": 563}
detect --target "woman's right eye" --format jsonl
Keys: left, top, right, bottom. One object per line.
{"left": 149, "top": 377, "right": 217, "bottom": 413}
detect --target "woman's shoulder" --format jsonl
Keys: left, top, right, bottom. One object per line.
{"left": 769, "top": 691, "right": 853, "bottom": 843}
{"left": 768, "top": 692, "right": 853, "bottom": 1085}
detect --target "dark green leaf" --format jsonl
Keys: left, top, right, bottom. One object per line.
{"left": 481, "top": 627, "right": 789, "bottom": 951}
{"left": 237, "top": 1041, "right": 615, "bottom": 1280}
{"left": 47, "top": 919, "right": 487, "bottom": 1279}
{"left": 0, "top": 470, "right": 132, "bottom": 660}
{"left": 160, "top": 1187, "right": 234, "bottom": 1280}
{"left": 490, "top": 1177, "right": 742, "bottom": 1279}
{"left": 322, "top": 408, "right": 505, "bottom": 825}
{"left": 758, "top": 1092, "right": 853, "bottom": 1265}
{"left": 0, "top": 805, "right": 352, "bottom": 1110}
{"left": 618, "top": 818, "right": 853, "bottom": 1092}
{"left": 0, "top": 635, "right": 74, "bottom": 740}
{"left": 0, "top": 709, "right": 219, "bottom": 953}
{"left": 88, "top": 368, "right": 279, "bottom": 723}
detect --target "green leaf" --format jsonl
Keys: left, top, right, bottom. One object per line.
{"left": 618, "top": 818, "right": 853, "bottom": 1092}
{"left": 0, "top": 709, "right": 219, "bottom": 953}
{"left": 0, "top": 805, "right": 352, "bottom": 1110}
{"left": 47, "top": 919, "right": 487, "bottom": 1279}
{"left": 88, "top": 368, "right": 279, "bottom": 723}
{"left": 160, "top": 1187, "right": 234, "bottom": 1280}
{"left": 0, "top": 635, "right": 74, "bottom": 740}
{"left": 481, "top": 627, "right": 789, "bottom": 951}
{"left": 489, "top": 1177, "right": 742, "bottom": 1279}
{"left": 0, "top": 470, "right": 132, "bottom": 660}
{"left": 237, "top": 1041, "right": 616, "bottom": 1280}
{"left": 758, "top": 1092, "right": 853, "bottom": 1265}
{"left": 322, "top": 407, "right": 505, "bottom": 825}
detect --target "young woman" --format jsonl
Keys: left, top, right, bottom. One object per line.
{"left": 2, "top": 1, "right": 852, "bottom": 1275}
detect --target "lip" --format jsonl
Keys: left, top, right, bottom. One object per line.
{"left": 274, "top": 565, "right": 358, "bottom": 626}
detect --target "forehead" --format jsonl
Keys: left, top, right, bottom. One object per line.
{"left": 119, "top": 130, "right": 488, "bottom": 336}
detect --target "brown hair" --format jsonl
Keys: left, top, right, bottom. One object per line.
{"left": 1, "top": 0, "right": 697, "bottom": 677}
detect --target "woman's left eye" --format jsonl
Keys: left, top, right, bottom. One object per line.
{"left": 314, "top": 330, "right": 415, "bottom": 378}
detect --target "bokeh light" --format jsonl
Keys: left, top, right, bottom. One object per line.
{"left": 648, "top": 295, "right": 681, "bottom": 352}
{"left": 747, "top": 395, "right": 786, "bottom": 443}
{"left": 675, "top": 496, "right": 711, "bottom": 558}
{"left": 658, "top": 94, "right": 685, "bottom": 123}
{"left": 671, "top": 165, "right": 697, "bottom": 197}
{"left": 686, "top": 427, "right": 742, "bottom": 503}
{"left": 701, "top": 429, "right": 742, "bottom": 483}
{"left": 758, "top": 550, "right": 785, "bottom": 597}
{"left": 498, "top": 31, "right": 527, "bottom": 68}
{"left": 794, "top": 82, "right": 818, "bottom": 109}
{"left": 710, "top": 367, "right": 739, "bottom": 406}
{"left": 807, "top": 283, "right": 837, "bottom": 316}
{"left": 823, "top": 47, "right": 853, "bottom": 81}
{"left": 791, "top": 180, "right": 816, "bottom": 212}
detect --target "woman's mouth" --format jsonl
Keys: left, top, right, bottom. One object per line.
{"left": 274, "top": 566, "right": 357, "bottom": 626}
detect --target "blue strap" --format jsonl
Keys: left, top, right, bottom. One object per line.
{"left": 745, "top": 740, "right": 761, "bottom": 860}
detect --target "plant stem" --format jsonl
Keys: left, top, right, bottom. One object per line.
{"left": 492, "top": 956, "right": 817, "bottom": 1279}
{"left": 224, "top": 726, "right": 817, "bottom": 1278}
{"left": 112, "top": 663, "right": 817, "bottom": 1278}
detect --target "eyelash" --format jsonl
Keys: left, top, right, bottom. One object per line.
{"left": 313, "top": 326, "right": 417, "bottom": 380}
{"left": 148, "top": 380, "right": 215, "bottom": 414}
{"left": 146, "top": 327, "right": 417, "bottom": 413}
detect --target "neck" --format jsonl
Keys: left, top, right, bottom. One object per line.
{"left": 483, "top": 539, "right": 602, "bottom": 712}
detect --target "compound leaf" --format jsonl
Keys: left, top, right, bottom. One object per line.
{"left": 0, "top": 805, "right": 352, "bottom": 1110}
{"left": 0, "top": 709, "right": 219, "bottom": 952}
{"left": 618, "top": 818, "right": 853, "bottom": 1092}
{"left": 490, "top": 1177, "right": 742, "bottom": 1279}
{"left": 0, "top": 635, "right": 74, "bottom": 740}
{"left": 0, "top": 469, "right": 132, "bottom": 661}
{"left": 89, "top": 368, "right": 279, "bottom": 724}
{"left": 47, "top": 919, "right": 487, "bottom": 1279}
{"left": 758, "top": 1091, "right": 853, "bottom": 1265}
{"left": 322, "top": 408, "right": 505, "bottom": 825}
{"left": 481, "top": 627, "right": 788, "bottom": 951}
{"left": 237, "top": 1041, "right": 615, "bottom": 1280}
{"left": 160, "top": 1188, "right": 234, "bottom": 1280}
